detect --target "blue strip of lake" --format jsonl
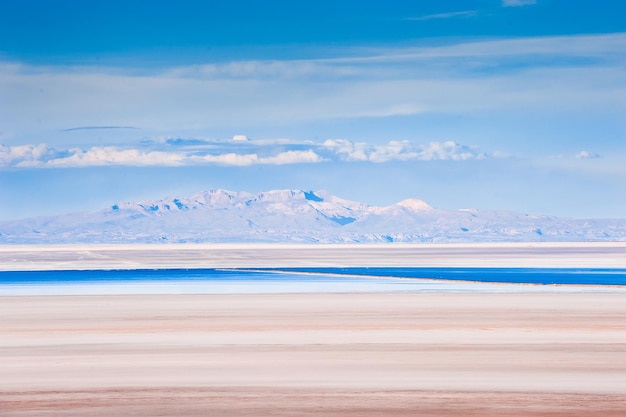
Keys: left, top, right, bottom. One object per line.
{"left": 264, "top": 267, "right": 626, "bottom": 286}
{"left": 1, "top": 268, "right": 626, "bottom": 285}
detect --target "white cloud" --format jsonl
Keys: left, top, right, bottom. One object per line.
{"left": 575, "top": 150, "right": 601, "bottom": 159}
{"left": 502, "top": 0, "right": 536, "bottom": 6}
{"left": 323, "top": 139, "right": 483, "bottom": 162}
{"left": 323, "top": 139, "right": 370, "bottom": 161}
{"left": 197, "top": 150, "right": 323, "bottom": 166}
{"left": 1, "top": 139, "right": 486, "bottom": 168}
{"left": 0, "top": 142, "right": 325, "bottom": 168}
{"left": 260, "top": 150, "right": 323, "bottom": 165}
{"left": 418, "top": 141, "right": 481, "bottom": 161}
{"left": 369, "top": 140, "right": 420, "bottom": 162}
{"left": 0, "top": 144, "right": 57, "bottom": 167}
{"left": 45, "top": 147, "right": 187, "bottom": 167}
{"left": 232, "top": 134, "right": 249, "bottom": 141}
{"left": 199, "top": 153, "right": 260, "bottom": 166}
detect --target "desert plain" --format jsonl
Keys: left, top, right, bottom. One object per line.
{"left": 1, "top": 242, "right": 626, "bottom": 416}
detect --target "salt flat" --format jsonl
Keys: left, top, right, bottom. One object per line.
{"left": 2, "top": 243, "right": 626, "bottom": 415}
{"left": 2, "top": 292, "right": 626, "bottom": 416}
{"left": 1, "top": 242, "right": 626, "bottom": 270}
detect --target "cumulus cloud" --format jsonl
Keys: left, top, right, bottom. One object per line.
{"left": 232, "top": 134, "right": 249, "bottom": 141}
{"left": 502, "top": 0, "right": 536, "bottom": 7}
{"left": 261, "top": 150, "right": 323, "bottom": 165}
{"left": 322, "top": 139, "right": 483, "bottom": 162}
{"left": 322, "top": 139, "right": 370, "bottom": 161}
{"left": 0, "top": 142, "right": 324, "bottom": 168}
{"left": 575, "top": 150, "right": 601, "bottom": 159}
{"left": 0, "top": 144, "right": 187, "bottom": 168}
{"left": 1, "top": 138, "right": 487, "bottom": 168}
{"left": 418, "top": 141, "right": 481, "bottom": 161}
{"left": 45, "top": 147, "right": 187, "bottom": 167}
{"left": 197, "top": 150, "right": 323, "bottom": 166}
{"left": 198, "top": 153, "right": 260, "bottom": 166}
{"left": 0, "top": 144, "right": 59, "bottom": 167}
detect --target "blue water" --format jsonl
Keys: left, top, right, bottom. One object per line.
{"left": 0, "top": 268, "right": 425, "bottom": 296}
{"left": 265, "top": 267, "right": 626, "bottom": 286}
{"left": 0, "top": 269, "right": 299, "bottom": 284}
{"left": 2, "top": 267, "right": 626, "bottom": 285}
{"left": 0, "top": 268, "right": 625, "bottom": 296}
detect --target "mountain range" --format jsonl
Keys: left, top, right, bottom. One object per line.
{"left": 1, "top": 189, "right": 625, "bottom": 244}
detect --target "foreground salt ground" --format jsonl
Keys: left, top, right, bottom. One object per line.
{"left": 2, "top": 292, "right": 626, "bottom": 416}
{"left": 2, "top": 242, "right": 625, "bottom": 416}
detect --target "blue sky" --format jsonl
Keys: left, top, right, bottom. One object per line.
{"left": 1, "top": 0, "right": 625, "bottom": 220}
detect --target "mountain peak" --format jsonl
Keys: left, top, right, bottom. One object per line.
{"left": 254, "top": 189, "right": 304, "bottom": 202}
{"left": 3, "top": 188, "right": 625, "bottom": 244}
{"left": 395, "top": 198, "right": 432, "bottom": 212}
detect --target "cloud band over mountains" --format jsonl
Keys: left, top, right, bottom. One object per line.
{"left": 0, "top": 139, "right": 490, "bottom": 168}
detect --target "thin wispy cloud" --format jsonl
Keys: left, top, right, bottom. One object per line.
{"left": 502, "top": 0, "right": 537, "bottom": 7}
{"left": 333, "top": 33, "right": 626, "bottom": 64}
{"left": 1, "top": 33, "right": 623, "bottom": 141}
{"left": 405, "top": 11, "right": 477, "bottom": 21}
{"left": 63, "top": 126, "right": 139, "bottom": 132}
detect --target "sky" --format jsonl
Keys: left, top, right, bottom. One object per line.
{"left": 1, "top": 0, "right": 625, "bottom": 220}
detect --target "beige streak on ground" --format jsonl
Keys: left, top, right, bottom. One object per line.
{"left": 1, "top": 242, "right": 626, "bottom": 270}
{"left": 2, "top": 292, "right": 626, "bottom": 416}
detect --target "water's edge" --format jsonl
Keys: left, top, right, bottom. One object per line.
{"left": 1, "top": 267, "right": 625, "bottom": 296}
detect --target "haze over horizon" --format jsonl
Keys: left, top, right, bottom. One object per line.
{"left": 1, "top": 0, "right": 625, "bottom": 221}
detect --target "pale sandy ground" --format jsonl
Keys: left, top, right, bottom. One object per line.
{"left": 2, "top": 242, "right": 626, "bottom": 270}
{"left": 2, "top": 243, "right": 626, "bottom": 415}
{"left": 2, "top": 292, "right": 626, "bottom": 416}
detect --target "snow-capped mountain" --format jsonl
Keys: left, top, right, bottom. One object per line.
{"left": 1, "top": 189, "right": 625, "bottom": 243}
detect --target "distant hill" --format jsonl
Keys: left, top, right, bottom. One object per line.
{"left": 1, "top": 189, "right": 625, "bottom": 244}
